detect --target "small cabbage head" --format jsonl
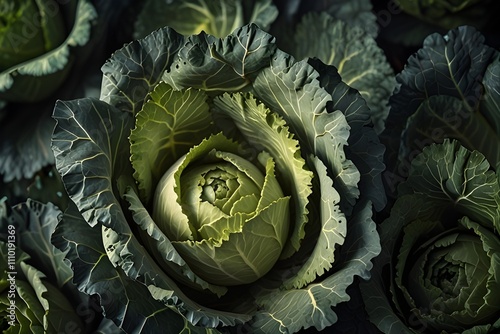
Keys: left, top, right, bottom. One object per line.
{"left": 0, "top": 0, "right": 96, "bottom": 103}
{"left": 363, "top": 140, "right": 500, "bottom": 333}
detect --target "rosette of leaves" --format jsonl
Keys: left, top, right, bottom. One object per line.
{"left": 381, "top": 26, "right": 500, "bottom": 195}
{"left": 50, "top": 24, "right": 385, "bottom": 333}
{"left": 0, "top": 199, "right": 121, "bottom": 333}
{"left": 362, "top": 139, "right": 500, "bottom": 333}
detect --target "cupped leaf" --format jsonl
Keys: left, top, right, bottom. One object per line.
{"left": 100, "top": 26, "right": 185, "bottom": 115}
{"left": 293, "top": 12, "right": 395, "bottom": 134}
{"left": 134, "top": 0, "right": 278, "bottom": 39}
{"left": 130, "top": 82, "right": 214, "bottom": 204}
{"left": 153, "top": 133, "right": 241, "bottom": 242}
{"left": 212, "top": 92, "right": 312, "bottom": 258}
{"left": 251, "top": 200, "right": 379, "bottom": 333}
{"left": 252, "top": 53, "right": 360, "bottom": 215}
{"left": 163, "top": 24, "right": 277, "bottom": 92}
{"left": 173, "top": 195, "right": 290, "bottom": 286}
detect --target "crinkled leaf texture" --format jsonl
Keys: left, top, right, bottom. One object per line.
{"left": 362, "top": 140, "right": 500, "bottom": 333}
{"left": 51, "top": 24, "right": 383, "bottom": 333}
{"left": 382, "top": 26, "right": 500, "bottom": 195}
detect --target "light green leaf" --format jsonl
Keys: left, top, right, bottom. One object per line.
{"left": 123, "top": 186, "right": 229, "bottom": 297}
{"left": 294, "top": 12, "right": 395, "bottom": 134}
{"left": 153, "top": 133, "right": 241, "bottom": 242}
{"left": 252, "top": 200, "right": 379, "bottom": 333}
{"left": 163, "top": 24, "right": 277, "bottom": 92}
{"left": 100, "top": 27, "right": 185, "bottom": 115}
{"left": 282, "top": 155, "right": 346, "bottom": 289}
{"left": 130, "top": 82, "right": 214, "bottom": 204}
{"left": 174, "top": 196, "right": 290, "bottom": 286}
{"left": 252, "top": 55, "right": 360, "bottom": 215}
{"left": 212, "top": 92, "right": 313, "bottom": 258}
{"left": 134, "top": 0, "right": 277, "bottom": 39}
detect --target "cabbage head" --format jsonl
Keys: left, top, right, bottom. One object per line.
{"left": 0, "top": 0, "right": 96, "bottom": 103}
{"left": 51, "top": 24, "right": 385, "bottom": 333}
{"left": 362, "top": 139, "right": 500, "bottom": 333}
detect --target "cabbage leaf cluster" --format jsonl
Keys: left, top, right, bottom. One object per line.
{"left": 50, "top": 24, "right": 385, "bottom": 333}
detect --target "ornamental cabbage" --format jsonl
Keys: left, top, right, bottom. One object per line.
{"left": 51, "top": 24, "right": 385, "bottom": 333}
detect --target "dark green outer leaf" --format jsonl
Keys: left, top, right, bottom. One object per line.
{"left": 251, "top": 200, "right": 379, "bottom": 333}
{"left": 0, "top": 106, "right": 55, "bottom": 182}
{"left": 51, "top": 203, "right": 217, "bottom": 334}
{"left": 307, "top": 58, "right": 387, "bottom": 213}
{"left": 382, "top": 26, "right": 498, "bottom": 182}
{"left": 51, "top": 97, "right": 134, "bottom": 230}
{"left": 294, "top": 12, "right": 395, "bottom": 135}
{"left": 163, "top": 24, "right": 277, "bottom": 92}
{"left": 399, "top": 139, "right": 500, "bottom": 232}
{"left": 1, "top": 200, "right": 72, "bottom": 288}
{"left": 100, "top": 27, "right": 185, "bottom": 115}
